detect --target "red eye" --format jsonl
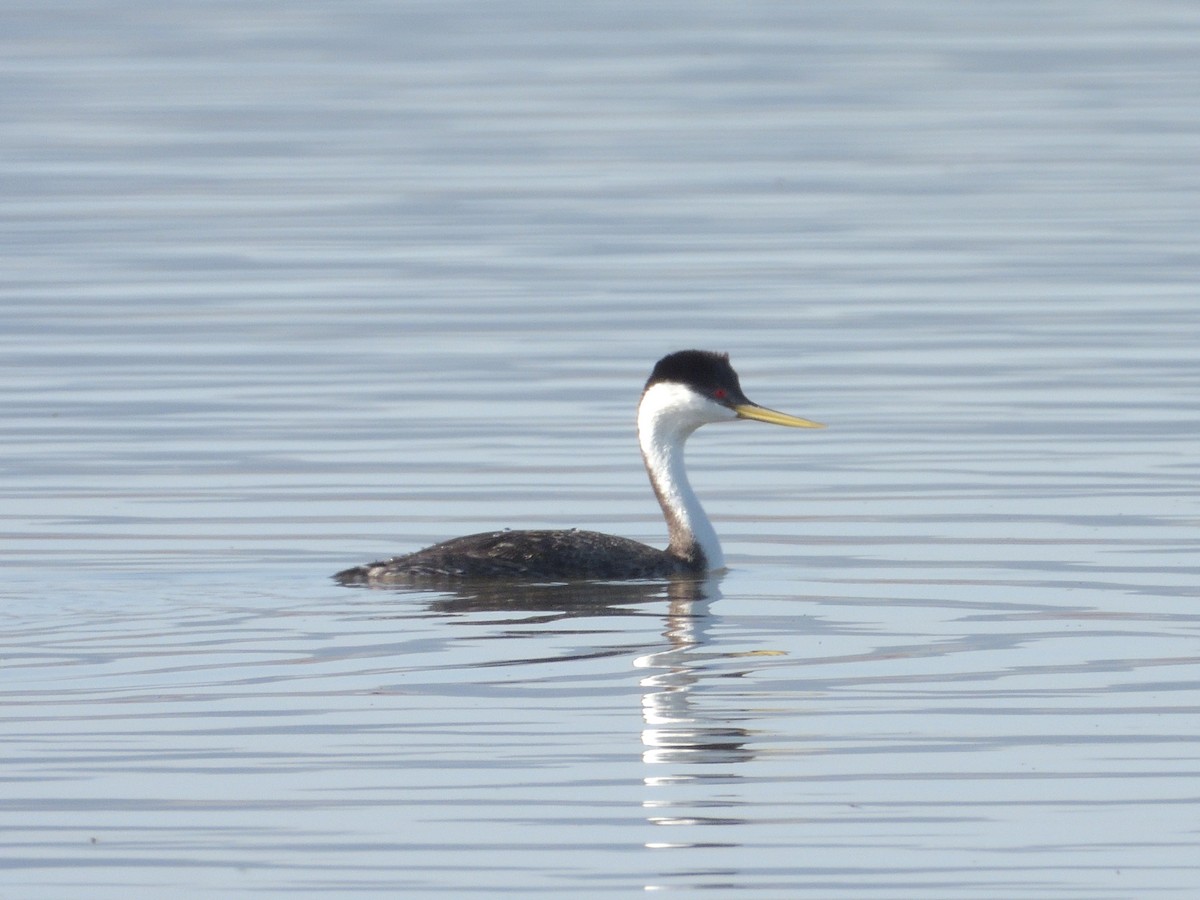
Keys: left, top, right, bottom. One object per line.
{"left": 713, "top": 388, "right": 727, "bottom": 399}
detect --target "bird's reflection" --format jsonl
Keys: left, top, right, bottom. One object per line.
{"left": 360, "top": 574, "right": 757, "bottom": 771}
{"left": 419, "top": 576, "right": 710, "bottom": 621}
{"left": 635, "top": 583, "right": 755, "bottom": 769}
{"left": 631, "top": 578, "right": 760, "bottom": 858}
{"left": 358, "top": 574, "right": 759, "bottom": 845}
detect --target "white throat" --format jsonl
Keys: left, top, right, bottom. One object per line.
{"left": 636, "top": 382, "right": 736, "bottom": 571}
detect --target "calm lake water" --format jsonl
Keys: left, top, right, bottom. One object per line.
{"left": 3, "top": 1, "right": 1199, "bottom": 897}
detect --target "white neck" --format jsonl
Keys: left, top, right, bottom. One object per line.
{"left": 636, "top": 382, "right": 734, "bottom": 571}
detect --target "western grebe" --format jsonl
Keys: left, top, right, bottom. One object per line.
{"left": 334, "top": 350, "right": 823, "bottom": 584}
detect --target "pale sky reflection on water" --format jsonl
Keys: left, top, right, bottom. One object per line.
{"left": 2, "top": 1, "right": 1199, "bottom": 897}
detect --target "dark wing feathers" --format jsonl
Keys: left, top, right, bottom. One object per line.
{"left": 334, "top": 529, "right": 689, "bottom": 583}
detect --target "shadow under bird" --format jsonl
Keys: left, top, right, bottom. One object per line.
{"left": 334, "top": 349, "right": 824, "bottom": 584}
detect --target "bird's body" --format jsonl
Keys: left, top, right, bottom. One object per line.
{"left": 334, "top": 350, "right": 822, "bottom": 585}
{"left": 338, "top": 529, "right": 688, "bottom": 583}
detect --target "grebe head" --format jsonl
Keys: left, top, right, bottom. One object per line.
{"left": 638, "top": 350, "right": 825, "bottom": 437}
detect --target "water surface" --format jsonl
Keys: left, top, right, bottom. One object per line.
{"left": 2, "top": 1, "right": 1199, "bottom": 897}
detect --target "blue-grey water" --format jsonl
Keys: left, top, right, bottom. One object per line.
{"left": 3, "top": 2, "right": 1199, "bottom": 897}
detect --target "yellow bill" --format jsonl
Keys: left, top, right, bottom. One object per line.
{"left": 734, "top": 403, "right": 825, "bottom": 429}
